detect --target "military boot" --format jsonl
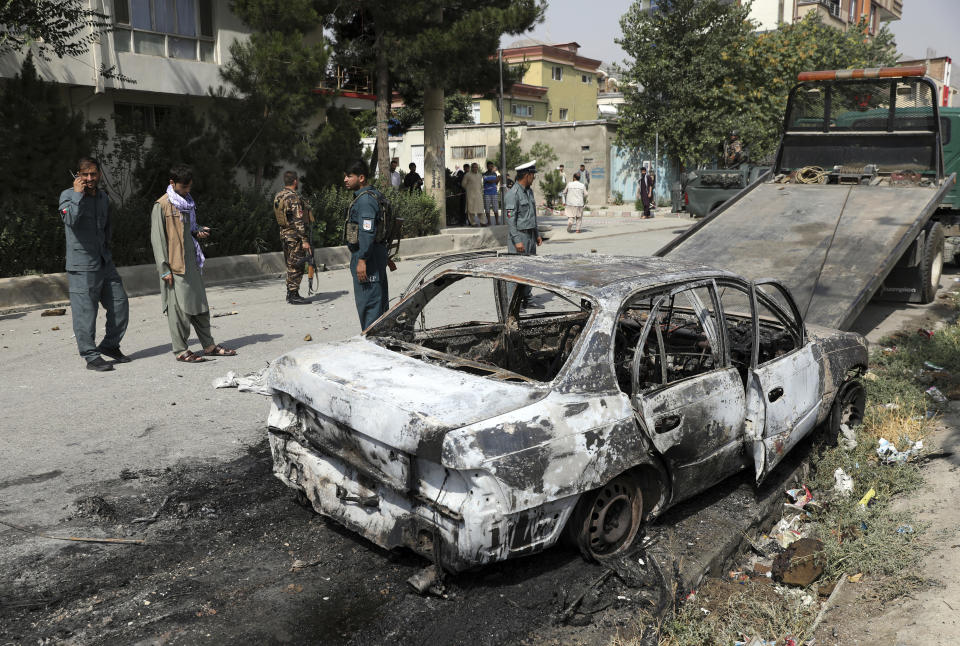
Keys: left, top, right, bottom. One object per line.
{"left": 286, "top": 291, "right": 309, "bottom": 305}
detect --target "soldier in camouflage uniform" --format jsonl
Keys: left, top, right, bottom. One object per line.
{"left": 273, "top": 170, "right": 312, "bottom": 304}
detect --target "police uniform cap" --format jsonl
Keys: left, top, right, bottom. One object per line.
{"left": 515, "top": 160, "right": 537, "bottom": 177}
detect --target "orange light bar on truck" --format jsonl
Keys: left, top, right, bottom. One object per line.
{"left": 797, "top": 65, "right": 927, "bottom": 82}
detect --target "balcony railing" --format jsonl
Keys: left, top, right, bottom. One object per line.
{"left": 318, "top": 66, "right": 374, "bottom": 96}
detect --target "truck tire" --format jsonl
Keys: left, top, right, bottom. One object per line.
{"left": 918, "top": 222, "right": 945, "bottom": 304}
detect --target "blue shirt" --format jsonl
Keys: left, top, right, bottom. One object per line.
{"left": 482, "top": 171, "right": 499, "bottom": 196}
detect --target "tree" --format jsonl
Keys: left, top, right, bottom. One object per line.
{"left": 616, "top": 0, "right": 899, "bottom": 167}
{"left": 212, "top": 1, "right": 329, "bottom": 188}
{"left": 325, "top": 2, "right": 544, "bottom": 216}
{"left": 494, "top": 129, "right": 524, "bottom": 171}
{"left": 394, "top": 93, "right": 476, "bottom": 131}
{"left": 616, "top": 0, "right": 756, "bottom": 168}
{"left": 301, "top": 107, "right": 363, "bottom": 191}
{"left": 0, "top": 0, "right": 109, "bottom": 59}
{"left": 0, "top": 53, "right": 94, "bottom": 276}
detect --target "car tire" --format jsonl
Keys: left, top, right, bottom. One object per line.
{"left": 566, "top": 473, "right": 644, "bottom": 561}
{"left": 919, "top": 222, "right": 945, "bottom": 304}
{"left": 825, "top": 379, "right": 866, "bottom": 447}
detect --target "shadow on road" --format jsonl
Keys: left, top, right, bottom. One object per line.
{"left": 125, "top": 333, "right": 284, "bottom": 360}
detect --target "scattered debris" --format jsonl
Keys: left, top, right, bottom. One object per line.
{"left": 838, "top": 422, "right": 858, "bottom": 450}
{"left": 877, "top": 437, "right": 923, "bottom": 464}
{"left": 40, "top": 308, "right": 66, "bottom": 317}
{"left": 926, "top": 386, "right": 947, "bottom": 404}
{"left": 119, "top": 468, "right": 139, "bottom": 480}
{"left": 132, "top": 495, "right": 171, "bottom": 525}
{"left": 211, "top": 367, "right": 273, "bottom": 395}
{"left": 924, "top": 361, "right": 945, "bottom": 371}
{"left": 290, "top": 558, "right": 324, "bottom": 572}
{"left": 50, "top": 326, "right": 60, "bottom": 331}
{"left": 833, "top": 468, "right": 854, "bottom": 497}
{"left": 858, "top": 488, "right": 876, "bottom": 508}
{"left": 896, "top": 525, "right": 914, "bottom": 534}
{"left": 771, "top": 538, "right": 825, "bottom": 586}
{"left": 212, "top": 310, "right": 239, "bottom": 318}
{"left": 917, "top": 328, "right": 935, "bottom": 339}
{"left": 848, "top": 572, "right": 864, "bottom": 583}
{"left": 785, "top": 485, "right": 814, "bottom": 510}
{"left": 303, "top": 334, "right": 312, "bottom": 342}
{"left": 770, "top": 515, "right": 805, "bottom": 548}
{"left": 809, "top": 574, "right": 848, "bottom": 634}
{"left": 72, "top": 495, "right": 117, "bottom": 520}
{"left": 407, "top": 564, "right": 445, "bottom": 596}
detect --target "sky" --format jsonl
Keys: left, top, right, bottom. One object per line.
{"left": 508, "top": 0, "right": 960, "bottom": 70}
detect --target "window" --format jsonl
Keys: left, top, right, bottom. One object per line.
{"left": 470, "top": 102, "right": 480, "bottom": 124}
{"left": 113, "top": 102, "right": 173, "bottom": 131}
{"left": 511, "top": 103, "right": 533, "bottom": 117}
{"left": 559, "top": 108, "right": 569, "bottom": 121}
{"left": 617, "top": 284, "right": 723, "bottom": 394}
{"left": 451, "top": 145, "right": 487, "bottom": 160}
{"left": 581, "top": 145, "right": 590, "bottom": 152}
{"left": 581, "top": 74, "right": 590, "bottom": 84}
{"left": 113, "top": 0, "right": 215, "bottom": 63}
{"left": 942, "top": 116, "right": 952, "bottom": 146}
{"left": 551, "top": 66, "right": 563, "bottom": 81}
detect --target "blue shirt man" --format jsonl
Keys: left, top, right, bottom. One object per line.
{"left": 482, "top": 162, "right": 501, "bottom": 225}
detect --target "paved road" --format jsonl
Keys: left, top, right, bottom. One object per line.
{"left": 0, "top": 214, "right": 691, "bottom": 538}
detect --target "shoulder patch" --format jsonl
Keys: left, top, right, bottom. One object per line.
{"left": 362, "top": 219, "right": 373, "bottom": 231}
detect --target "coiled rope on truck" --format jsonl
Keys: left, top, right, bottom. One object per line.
{"left": 796, "top": 166, "right": 829, "bottom": 184}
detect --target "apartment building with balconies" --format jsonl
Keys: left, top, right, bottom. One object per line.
{"left": 749, "top": 0, "right": 901, "bottom": 32}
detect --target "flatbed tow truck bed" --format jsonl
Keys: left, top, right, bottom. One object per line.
{"left": 655, "top": 66, "right": 957, "bottom": 330}
{"left": 658, "top": 180, "right": 954, "bottom": 330}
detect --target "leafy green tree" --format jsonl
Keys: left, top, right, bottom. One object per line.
{"left": 616, "top": 0, "right": 898, "bottom": 167}
{"left": 527, "top": 141, "right": 558, "bottom": 172}
{"left": 494, "top": 129, "right": 524, "bottom": 172}
{"left": 0, "top": 0, "right": 109, "bottom": 59}
{"left": 301, "top": 107, "right": 363, "bottom": 191}
{"left": 212, "top": 2, "right": 330, "bottom": 188}
{"left": 617, "top": 0, "right": 756, "bottom": 168}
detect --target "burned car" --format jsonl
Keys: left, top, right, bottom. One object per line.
{"left": 265, "top": 254, "right": 867, "bottom": 572}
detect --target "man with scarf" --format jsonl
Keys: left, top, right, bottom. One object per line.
{"left": 149, "top": 165, "right": 236, "bottom": 362}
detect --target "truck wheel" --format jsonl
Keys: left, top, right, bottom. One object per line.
{"left": 919, "top": 222, "right": 945, "bottom": 304}
{"left": 566, "top": 473, "right": 643, "bottom": 560}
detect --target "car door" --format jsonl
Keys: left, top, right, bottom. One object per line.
{"left": 629, "top": 280, "right": 748, "bottom": 503}
{"left": 746, "top": 280, "right": 823, "bottom": 481}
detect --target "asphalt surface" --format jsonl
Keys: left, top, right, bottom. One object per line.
{"left": 3, "top": 211, "right": 956, "bottom": 645}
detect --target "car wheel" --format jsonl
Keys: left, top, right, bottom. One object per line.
{"left": 568, "top": 473, "right": 643, "bottom": 560}
{"left": 826, "top": 380, "right": 866, "bottom": 447}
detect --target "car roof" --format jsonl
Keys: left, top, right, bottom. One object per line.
{"left": 444, "top": 254, "right": 741, "bottom": 299}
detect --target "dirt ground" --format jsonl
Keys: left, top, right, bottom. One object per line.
{"left": 810, "top": 412, "right": 960, "bottom": 645}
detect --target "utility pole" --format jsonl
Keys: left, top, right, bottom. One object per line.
{"left": 423, "top": 8, "right": 446, "bottom": 225}
{"left": 498, "top": 48, "right": 506, "bottom": 214}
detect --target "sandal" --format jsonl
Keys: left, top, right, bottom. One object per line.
{"left": 176, "top": 350, "right": 207, "bottom": 363}
{"left": 203, "top": 344, "right": 237, "bottom": 357}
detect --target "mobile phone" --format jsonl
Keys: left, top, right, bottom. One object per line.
{"left": 70, "top": 170, "right": 77, "bottom": 178}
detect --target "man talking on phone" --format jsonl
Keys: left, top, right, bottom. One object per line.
{"left": 58, "top": 157, "right": 130, "bottom": 371}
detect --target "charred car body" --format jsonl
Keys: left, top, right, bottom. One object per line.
{"left": 265, "top": 254, "right": 867, "bottom": 572}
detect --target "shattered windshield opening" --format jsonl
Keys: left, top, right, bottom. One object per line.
{"left": 367, "top": 273, "right": 594, "bottom": 383}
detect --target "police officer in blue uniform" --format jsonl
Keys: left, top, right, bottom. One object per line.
{"left": 505, "top": 160, "right": 542, "bottom": 305}
{"left": 344, "top": 161, "right": 390, "bottom": 329}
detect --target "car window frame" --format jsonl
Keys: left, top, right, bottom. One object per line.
{"left": 752, "top": 280, "right": 807, "bottom": 365}
{"left": 621, "top": 279, "right": 727, "bottom": 396}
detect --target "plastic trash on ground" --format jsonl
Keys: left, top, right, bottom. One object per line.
{"left": 833, "top": 468, "right": 854, "bottom": 497}
{"left": 876, "top": 437, "right": 924, "bottom": 464}
{"left": 770, "top": 515, "right": 805, "bottom": 548}
{"left": 212, "top": 366, "right": 274, "bottom": 395}
{"left": 785, "top": 485, "right": 814, "bottom": 510}
{"left": 926, "top": 386, "right": 948, "bottom": 404}
{"left": 858, "top": 488, "right": 876, "bottom": 508}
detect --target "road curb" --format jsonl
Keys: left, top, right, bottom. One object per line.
{"left": 0, "top": 227, "right": 508, "bottom": 314}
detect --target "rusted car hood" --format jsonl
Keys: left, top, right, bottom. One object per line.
{"left": 266, "top": 337, "right": 547, "bottom": 456}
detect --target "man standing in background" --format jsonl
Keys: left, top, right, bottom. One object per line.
{"left": 482, "top": 161, "right": 500, "bottom": 225}
{"left": 563, "top": 172, "right": 588, "bottom": 234}
{"left": 579, "top": 163, "right": 590, "bottom": 190}
{"left": 59, "top": 157, "right": 130, "bottom": 372}
{"left": 462, "top": 162, "right": 485, "bottom": 226}
{"left": 389, "top": 159, "right": 402, "bottom": 188}
{"left": 505, "top": 161, "right": 541, "bottom": 306}
{"left": 150, "top": 164, "right": 236, "bottom": 362}
{"left": 273, "top": 171, "right": 312, "bottom": 305}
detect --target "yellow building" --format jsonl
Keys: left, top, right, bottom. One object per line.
{"left": 471, "top": 42, "right": 603, "bottom": 124}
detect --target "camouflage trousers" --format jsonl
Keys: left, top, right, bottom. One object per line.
{"left": 282, "top": 236, "right": 305, "bottom": 294}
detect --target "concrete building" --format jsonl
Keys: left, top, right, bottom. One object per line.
{"left": 746, "top": 0, "right": 902, "bottom": 32}
{"left": 0, "top": 0, "right": 249, "bottom": 132}
{"left": 897, "top": 57, "right": 957, "bottom": 108}
{"left": 471, "top": 42, "right": 603, "bottom": 124}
